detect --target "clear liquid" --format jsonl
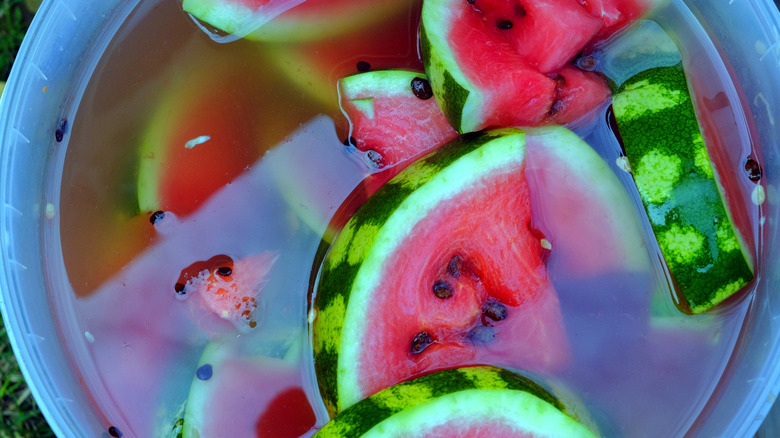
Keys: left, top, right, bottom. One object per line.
{"left": 51, "top": 0, "right": 763, "bottom": 436}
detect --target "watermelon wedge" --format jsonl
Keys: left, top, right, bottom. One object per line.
{"left": 315, "top": 366, "right": 598, "bottom": 438}
{"left": 182, "top": 0, "right": 412, "bottom": 42}
{"left": 181, "top": 334, "right": 316, "bottom": 438}
{"left": 420, "top": 0, "right": 611, "bottom": 133}
{"left": 312, "top": 129, "right": 569, "bottom": 415}
{"left": 339, "top": 70, "right": 459, "bottom": 168}
{"left": 611, "top": 64, "right": 754, "bottom": 313}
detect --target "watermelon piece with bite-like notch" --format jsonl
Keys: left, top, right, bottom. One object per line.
{"left": 339, "top": 70, "right": 459, "bottom": 168}
{"left": 312, "top": 129, "right": 570, "bottom": 415}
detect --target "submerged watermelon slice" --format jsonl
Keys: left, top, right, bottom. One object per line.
{"left": 312, "top": 130, "right": 569, "bottom": 415}
{"left": 420, "top": 0, "right": 611, "bottom": 133}
{"left": 181, "top": 335, "right": 316, "bottom": 438}
{"left": 339, "top": 70, "right": 459, "bottom": 168}
{"left": 182, "top": 0, "right": 412, "bottom": 42}
{"left": 315, "top": 366, "right": 598, "bottom": 438}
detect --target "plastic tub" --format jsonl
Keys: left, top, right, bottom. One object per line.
{"left": 0, "top": 0, "right": 779, "bottom": 436}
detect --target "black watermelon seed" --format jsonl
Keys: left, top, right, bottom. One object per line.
{"left": 515, "top": 4, "right": 527, "bottom": 17}
{"left": 411, "top": 332, "right": 433, "bottom": 354}
{"left": 108, "top": 426, "right": 123, "bottom": 437}
{"left": 483, "top": 301, "right": 508, "bottom": 321}
{"left": 448, "top": 254, "right": 463, "bottom": 277}
{"left": 548, "top": 100, "right": 564, "bottom": 117}
{"left": 433, "top": 280, "right": 454, "bottom": 299}
{"left": 410, "top": 77, "right": 434, "bottom": 100}
{"left": 54, "top": 118, "right": 67, "bottom": 142}
{"left": 174, "top": 283, "right": 186, "bottom": 295}
{"left": 466, "top": 0, "right": 475, "bottom": 4}
{"left": 149, "top": 210, "right": 166, "bottom": 224}
{"left": 366, "top": 150, "right": 383, "bottom": 166}
{"left": 576, "top": 55, "right": 596, "bottom": 71}
{"left": 469, "top": 325, "right": 496, "bottom": 343}
{"left": 196, "top": 364, "right": 213, "bottom": 381}
{"left": 216, "top": 266, "right": 232, "bottom": 277}
{"left": 745, "top": 157, "right": 762, "bottom": 183}
{"left": 497, "top": 20, "right": 513, "bottom": 30}
{"left": 356, "top": 61, "right": 371, "bottom": 72}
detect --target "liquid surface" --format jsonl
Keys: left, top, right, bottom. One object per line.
{"left": 50, "top": 0, "right": 763, "bottom": 436}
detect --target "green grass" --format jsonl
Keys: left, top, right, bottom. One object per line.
{"left": 1, "top": 1, "right": 53, "bottom": 437}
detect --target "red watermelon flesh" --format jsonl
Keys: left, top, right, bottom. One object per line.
{"left": 472, "top": 0, "right": 603, "bottom": 73}
{"left": 578, "top": 0, "right": 651, "bottom": 40}
{"left": 546, "top": 64, "right": 611, "bottom": 125}
{"left": 449, "top": 3, "right": 557, "bottom": 127}
{"left": 356, "top": 166, "right": 569, "bottom": 401}
{"left": 339, "top": 71, "right": 459, "bottom": 168}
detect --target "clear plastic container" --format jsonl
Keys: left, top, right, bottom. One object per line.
{"left": 0, "top": 0, "right": 778, "bottom": 436}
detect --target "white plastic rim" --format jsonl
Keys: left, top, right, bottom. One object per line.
{"left": 0, "top": 1, "right": 778, "bottom": 437}
{"left": 0, "top": 1, "right": 140, "bottom": 436}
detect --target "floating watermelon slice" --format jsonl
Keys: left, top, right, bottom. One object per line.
{"left": 312, "top": 130, "right": 569, "bottom": 415}
{"left": 182, "top": 0, "right": 413, "bottom": 42}
{"left": 315, "top": 366, "right": 598, "bottom": 438}
{"left": 339, "top": 70, "right": 459, "bottom": 168}
{"left": 420, "top": 0, "right": 612, "bottom": 133}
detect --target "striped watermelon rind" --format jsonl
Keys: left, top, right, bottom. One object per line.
{"left": 419, "top": 0, "right": 482, "bottom": 134}
{"left": 314, "top": 366, "right": 598, "bottom": 437}
{"left": 612, "top": 64, "right": 754, "bottom": 313}
{"left": 312, "top": 129, "right": 527, "bottom": 414}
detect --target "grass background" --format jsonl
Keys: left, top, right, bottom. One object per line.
{"left": 1, "top": 1, "right": 54, "bottom": 437}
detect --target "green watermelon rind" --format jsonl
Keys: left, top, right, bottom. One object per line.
{"left": 314, "top": 366, "right": 598, "bottom": 438}
{"left": 419, "top": 0, "right": 483, "bottom": 134}
{"left": 313, "top": 129, "right": 527, "bottom": 414}
{"left": 182, "top": 0, "right": 410, "bottom": 42}
{"left": 339, "top": 69, "right": 429, "bottom": 102}
{"left": 612, "top": 64, "right": 754, "bottom": 314}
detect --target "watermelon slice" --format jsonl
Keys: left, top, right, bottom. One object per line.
{"left": 315, "top": 366, "right": 598, "bottom": 438}
{"left": 181, "top": 334, "right": 316, "bottom": 438}
{"left": 312, "top": 129, "right": 569, "bottom": 415}
{"left": 339, "top": 70, "right": 459, "bottom": 168}
{"left": 420, "top": 0, "right": 611, "bottom": 133}
{"left": 611, "top": 64, "right": 754, "bottom": 313}
{"left": 182, "top": 0, "right": 412, "bottom": 42}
